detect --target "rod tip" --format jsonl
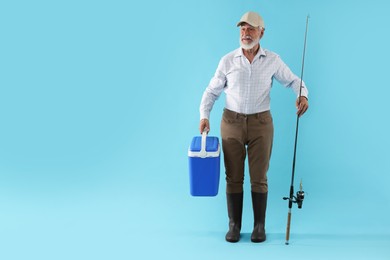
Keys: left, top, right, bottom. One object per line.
{"left": 285, "top": 241, "right": 289, "bottom": 245}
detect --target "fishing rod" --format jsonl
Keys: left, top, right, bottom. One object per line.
{"left": 282, "top": 15, "right": 310, "bottom": 245}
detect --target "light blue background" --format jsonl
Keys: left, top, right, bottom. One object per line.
{"left": 1, "top": 0, "right": 389, "bottom": 259}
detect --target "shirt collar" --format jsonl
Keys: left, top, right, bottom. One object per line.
{"left": 235, "top": 46, "right": 267, "bottom": 59}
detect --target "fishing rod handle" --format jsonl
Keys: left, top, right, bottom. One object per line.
{"left": 285, "top": 211, "right": 292, "bottom": 245}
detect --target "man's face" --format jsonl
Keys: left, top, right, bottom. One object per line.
{"left": 240, "top": 23, "right": 264, "bottom": 50}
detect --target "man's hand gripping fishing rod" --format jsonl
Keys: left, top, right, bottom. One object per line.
{"left": 282, "top": 15, "right": 310, "bottom": 245}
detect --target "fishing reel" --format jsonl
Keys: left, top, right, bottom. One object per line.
{"left": 283, "top": 190, "right": 305, "bottom": 209}
{"left": 283, "top": 181, "right": 305, "bottom": 209}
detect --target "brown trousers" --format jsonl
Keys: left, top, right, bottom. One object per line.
{"left": 221, "top": 109, "right": 274, "bottom": 193}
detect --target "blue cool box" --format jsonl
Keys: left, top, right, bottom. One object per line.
{"left": 188, "top": 134, "right": 220, "bottom": 196}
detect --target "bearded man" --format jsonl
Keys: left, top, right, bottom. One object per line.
{"left": 199, "top": 11, "right": 309, "bottom": 243}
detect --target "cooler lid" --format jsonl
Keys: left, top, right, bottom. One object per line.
{"left": 188, "top": 136, "right": 220, "bottom": 158}
{"left": 189, "top": 136, "right": 219, "bottom": 152}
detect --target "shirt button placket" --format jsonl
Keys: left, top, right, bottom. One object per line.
{"left": 246, "top": 67, "right": 252, "bottom": 112}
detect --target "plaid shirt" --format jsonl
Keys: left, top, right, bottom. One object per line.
{"left": 200, "top": 47, "right": 308, "bottom": 119}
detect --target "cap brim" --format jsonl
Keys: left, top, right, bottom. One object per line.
{"left": 237, "top": 21, "right": 261, "bottom": 27}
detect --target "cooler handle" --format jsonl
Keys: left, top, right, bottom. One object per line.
{"left": 199, "top": 130, "right": 208, "bottom": 158}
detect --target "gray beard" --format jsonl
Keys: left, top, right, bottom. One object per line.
{"left": 239, "top": 37, "right": 259, "bottom": 50}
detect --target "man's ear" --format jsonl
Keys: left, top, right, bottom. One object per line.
{"left": 260, "top": 28, "right": 265, "bottom": 39}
